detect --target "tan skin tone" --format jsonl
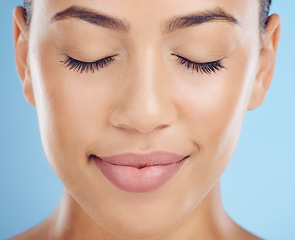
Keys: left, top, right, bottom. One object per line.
{"left": 12, "top": 0, "right": 280, "bottom": 239}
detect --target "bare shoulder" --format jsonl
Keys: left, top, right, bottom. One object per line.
{"left": 8, "top": 218, "right": 53, "bottom": 240}
{"left": 228, "top": 219, "right": 263, "bottom": 240}
{"left": 9, "top": 228, "right": 39, "bottom": 240}
{"left": 236, "top": 227, "right": 263, "bottom": 240}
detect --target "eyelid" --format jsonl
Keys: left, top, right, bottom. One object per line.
{"left": 61, "top": 52, "right": 225, "bottom": 75}
{"left": 172, "top": 53, "right": 226, "bottom": 74}
{"left": 61, "top": 54, "right": 118, "bottom": 74}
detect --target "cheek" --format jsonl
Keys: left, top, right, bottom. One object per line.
{"left": 174, "top": 47, "right": 258, "bottom": 173}
{"left": 182, "top": 76, "right": 245, "bottom": 146}
{"left": 29, "top": 42, "right": 117, "bottom": 172}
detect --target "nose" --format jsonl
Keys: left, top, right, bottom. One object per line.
{"left": 109, "top": 53, "right": 176, "bottom": 134}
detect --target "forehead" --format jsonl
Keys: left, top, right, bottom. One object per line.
{"left": 33, "top": 0, "right": 259, "bottom": 31}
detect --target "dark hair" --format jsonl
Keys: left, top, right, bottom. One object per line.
{"left": 23, "top": 0, "right": 32, "bottom": 27}
{"left": 24, "top": 0, "right": 272, "bottom": 31}
{"left": 260, "top": 0, "right": 272, "bottom": 32}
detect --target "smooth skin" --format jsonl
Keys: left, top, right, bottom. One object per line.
{"left": 12, "top": 0, "right": 280, "bottom": 239}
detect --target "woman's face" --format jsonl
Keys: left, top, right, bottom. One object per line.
{"left": 24, "top": 0, "right": 264, "bottom": 238}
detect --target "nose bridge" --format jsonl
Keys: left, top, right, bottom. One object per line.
{"left": 109, "top": 45, "right": 176, "bottom": 134}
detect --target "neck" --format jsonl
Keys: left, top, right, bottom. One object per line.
{"left": 50, "top": 181, "right": 235, "bottom": 240}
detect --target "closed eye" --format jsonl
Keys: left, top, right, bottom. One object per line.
{"left": 172, "top": 53, "right": 226, "bottom": 74}
{"left": 61, "top": 54, "right": 118, "bottom": 74}
{"left": 61, "top": 53, "right": 225, "bottom": 75}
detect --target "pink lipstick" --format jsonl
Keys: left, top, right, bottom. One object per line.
{"left": 92, "top": 151, "right": 188, "bottom": 193}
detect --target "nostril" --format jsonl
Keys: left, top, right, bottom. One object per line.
{"left": 112, "top": 124, "right": 141, "bottom": 134}
{"left": 156, "top": 124, "right": 170, "bottom": 130}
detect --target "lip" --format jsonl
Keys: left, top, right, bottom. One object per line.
{"left": 92, "top": 151, "right": 188, "bottom": 193}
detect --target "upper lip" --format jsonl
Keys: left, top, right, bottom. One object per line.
{"left": 95, "top": 151, "right": 189, "bottom": 168}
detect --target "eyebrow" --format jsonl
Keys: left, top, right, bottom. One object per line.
{"left": 51, "top": 6, "right": 238, "bottom": 34}
{"left": 163, "top": 8, "right": 239, "bottom": 33}
{"left": 51, "top": 6, "right": 129, "bottom": 32}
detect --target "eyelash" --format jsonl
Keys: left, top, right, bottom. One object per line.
{"left": 61, "top": 55, "right": 118, "bottom": 74}
{"left": 172, "top": 54, "right": 226, "bottom": 74}
{"left": 61, "top": 53, "right": 225, "bottom": 74}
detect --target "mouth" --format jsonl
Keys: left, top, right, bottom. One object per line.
{"left": 90, "top": 152, "right": 189, "bottom": 193}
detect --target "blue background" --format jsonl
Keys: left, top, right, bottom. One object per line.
{"left": 1, "top": 1, "right": 294, "bottom": 239}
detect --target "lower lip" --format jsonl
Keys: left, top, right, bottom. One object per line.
{"left": 93, "top": 157, "right": 186, "bottom": 193}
